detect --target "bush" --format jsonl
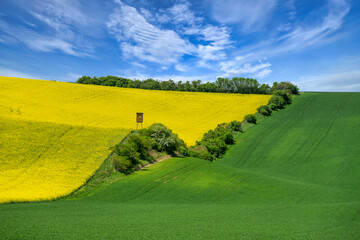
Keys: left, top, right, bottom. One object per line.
{"left": 179, "top": 147, "right": 190, "bottom": 157}
{"left": 244, "top": 114, "right": 257, "bottom": 124}
{"left": 269, "top": 103, "right": 277, "bottom": 110}
{"left": 271, "top": 81, "right": 299, "bottom": 95}
{"left": 113, "top": 157, "right": 132, "bottom": 174}
{"left": 273, "top": 90, "right": 292, "bottom": 105}
{"left": 147, "top": 123, "right": 185, "bottom": 153}
{"left": 259, "top": 108, "right": 269, "bottom": 116}
{"left": 257, "top": 105, "right": 272, "bottom": 116}
{"left": 228, "top": 121, "right": 242, "bottom": 132}
{"left": 268, "top": 95, "right": 285, "bottom": 109}
{"left": 203, "top": 139, "right": 227, "bottom": 157}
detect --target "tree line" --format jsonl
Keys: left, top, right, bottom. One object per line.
{"left": 77, "top": 75, "right": 299, "bottom": 95}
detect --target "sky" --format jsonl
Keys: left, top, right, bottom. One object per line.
{"left": 0, "top": 0, "right": 359, "bottom": 91}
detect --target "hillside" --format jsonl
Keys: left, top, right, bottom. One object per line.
{"left": 0, "top": 92, "right": 359, "bottom": 239}
{"left": 0, "top": 77, "right": 270, "bottom": 145}
{"left": 0, "top": 77, "right": 269, "bottom": 203}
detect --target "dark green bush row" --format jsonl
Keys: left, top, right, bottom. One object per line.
{"left": 112, "top": 83, "right": 299, "bottom": 170}
{"left": 112, "top": 123, "right": 186, "bottom": 174}
{"left": 191, "top": 86, "right": 298, "bottom": 161}
{"left": 77, "top": 75, "right": 298, "bottom": 95}
{"left": 188, "top": 121, "right": 242, "bottom": 161}
{"left": 268, "top": 90, "right": 292, "bottom": 110}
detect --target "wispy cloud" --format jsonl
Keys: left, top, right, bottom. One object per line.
{"left": 274, "top": 0, "right": 350, "bottom": 53}
{"left": 219, "top": 0, "right": 351, "bottom": 79}
{"left": 209, "top": 0, "right": 278, "bottom": 32}
{"left": 220, "top": 58, "right": 272, "bottom": 78}
{"left": 0, "top": 0, "right": 98, "bottom": 57}
{"left": 154, "top": 2, "right": 203, "bottom": 26}
{"left": 107, "top": 1, "right": 196, "bottom": 65}
{"left": 107, "top": 0, "right": 233, "bottom": 70}
{"left": 238, "top": 0, "right": 351, "bottom": 59}
{"left": 0, "top": 20, "right": 88, "bottom": 57}
{"left": 120, "top": 71, "right": 214, "bottom": 82}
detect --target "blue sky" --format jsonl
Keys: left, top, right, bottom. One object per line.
{"left": 0, "top": 0, "right": 359, "bottom": 91}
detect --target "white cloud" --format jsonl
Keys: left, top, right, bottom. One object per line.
{"left": 107, "top": 1, "right": 196, "bottom": 65}
{"left": 140, "top": 8, "right": 153, "bottom": 20}
{"left": 220, "top": 58, "right": 272, "bottom": 78}
{"left": 209, "top": 0, "right": 277, "bottom": 32}
{"left": 121, "top": 72, "right": 214, "bottom": 82}
{"left": 297, "top": 70, "right": 360, "bottom": 92}
{"left": 154, "top": 2, "right": 203, "bottom": 26}
{"left": 0, "top": 20, "right": 87, "bottom": 57}
{"left": 223, "top": 0, "right": 351, "bottom": 79}
{"left": 0, "top": 0, "right": 98, "bottom": 57}
{"left": 168, "top": 3, "right": 203, "bottom": 25}
{"left": 275, "top": 0, "right": 350, "bottom": 52}
{"left": 238, "top": 0, "right": 351, "bottom": 60}
{"left": 253, "top": 68, "right": 272, "bottom": 79}
{"left": 192, "top": 25, "right": 233, "bottom": 67}
{"left": 175, "top": 64, "right": 188, "bottom": 72}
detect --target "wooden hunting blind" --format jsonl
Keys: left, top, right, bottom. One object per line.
{"left": 136, "top": 112, "right": 143, "bottom": 129}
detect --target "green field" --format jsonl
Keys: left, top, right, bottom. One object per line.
{"left": 1, "top": 93, "right": 359, "bottom": 239}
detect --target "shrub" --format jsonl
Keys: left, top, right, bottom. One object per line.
{"left": 244, "top": 114, "right": 257, "bottom": 124}
{"left": 179, "top": 147, "right": 190, "bottom": 157}
{"left": 147, "top": 123, "right": 185, "bottom": 153}
{"left": 268, "top": 95, "right": 285, "bottom": 109}
{"left": 269, "top": 103, "right": 277, "bottom": 110}
{"left": 126, "top": 134, "right": 153, "bottom": 162}
{"left": 259, "top": 108, "right": 269, "bottom": 116}
{"left": 273, "top": 90, "right": 292, "bottom": 105}
{"left": 113, "top": 157, "right": 132, "bottom": 174}
{"left": 257, "top": 105, "right": 272, "bottom": 116}
{"left": 271, "top": 81, "right": 299, "bottom": 95}
{"left": 202, "top": 151, "right": 216, "bottom": 161}
{"left": 228, "top": 120, "right": 242, "bottom": 132}
{"left": 202, "top": 139, "right": 227, "bottom": 158}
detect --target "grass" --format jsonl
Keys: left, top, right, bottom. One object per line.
{"left": 0, "top": 92, "right": 359, "bottom": 239}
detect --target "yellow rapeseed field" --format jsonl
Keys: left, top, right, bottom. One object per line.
{"left": 0, "top": 76, "right": 270, "bottom": 203}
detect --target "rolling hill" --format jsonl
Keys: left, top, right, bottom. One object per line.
{"left": 0, "top": 92, "right": 359, "bottom": 239}
{"left": 0, "top": 76, "right": 269, "bottom": 203}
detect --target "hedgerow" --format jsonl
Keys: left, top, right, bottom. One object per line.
{"left": 112, "top": 82, "right": 299, "bottom": 170}
{"left": 112, "top": 123, "right": 186, "bottom": 174}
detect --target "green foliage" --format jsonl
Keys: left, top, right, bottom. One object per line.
{"left": 112, "top": 124, "right": 185, "bottom": 174}
{"left": 268, "top": 90, "right": 292, "bottom": 110}
{"left": 147, "top": 123, "right": 185, "bottom": 153}
{"left": 274, "top": 90, "right": 292, "bottom": 104}
{"left": 112, "top": 157, "right": 132, "bottom": 174}
{"left": 244, "top": 114, "right": 257, "bottom": 124}
{"left": 268, "top": 95, "right": 285, "bottom": 109}
{"left": 271, "top": 81, "right": 299, "bottom": 95}
{"left": 76, "top": 75, "right": 281, "bottom": 94}
{"left": 269, "top": 103, "right": 277, "bottom": 110}
{"left": 228, "top": 120, "right": 243, "bottom": 132}
{"left": 257, "top": 105, "right": 272, "bottom": 116}
{"left": 194, "top": 124, "right": 236, "bottom": 161}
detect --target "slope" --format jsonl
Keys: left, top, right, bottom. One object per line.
{"left": 0, "top": 76, "right": 269, "bottom": 203}
{"left": 0, "top": 77, "right": 270, "bottom": 145}
{"left": 0, "top": 93, "right": 359, "bottom": 239}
